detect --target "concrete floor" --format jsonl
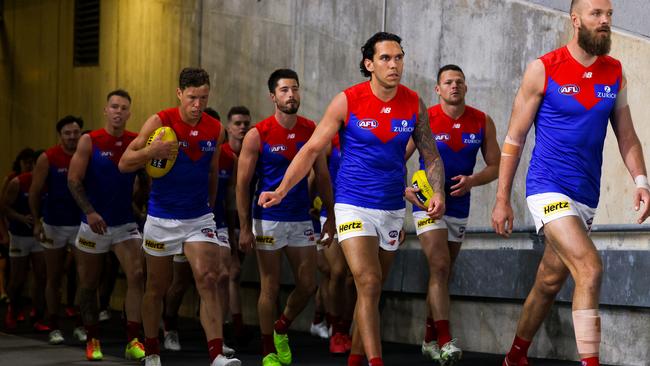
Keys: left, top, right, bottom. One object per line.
{"left": 0, "top": 306, "right": 610, "bottom": 366}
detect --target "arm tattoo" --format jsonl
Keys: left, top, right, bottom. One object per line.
{"left": 68, "top": 180, "right": 95, "bottom": 214}
{"left": 412, "top": 98, "right": 445, "bottom": 194}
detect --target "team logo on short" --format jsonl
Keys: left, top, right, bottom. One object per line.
{"left": 391, "top": 119, "right": 414, "bottom": 133}
{"left": 542, "top": 201, "right": 570, "bottom": 216}
{"left": 558, "top": 84, "right": 580, "bottom": 95}
{"left": 217, "top": 234, "right": 228, "bottom": 243}
{"left": 145, "top": 239, "right": 165, "bottom": 251}
{"left": 417, "top": 217, "right": 437, "bottom": 228}
{"left": 78, "top": 237, "right": 96, "bottom": 249}
{"left": 595, "top": 84, "right": 617, "bottom": 99}
{"left": 304, "top": 229, "right": 314, "bottom": 237}
{"left": 388, "top": 230, "right": 399, "bottom": 238}
{"left": 338, "top": 220, "right": 363, "bottom": 234}
{"left": 201, "top": 228, "right": 215, "bottom": 238}
{"left": 357, "top": 119, "right": 378, "bottom": 130}
{"left": 256, "top": 236, "right": 275, "bottom": 245}
{"left": 270, "top": 144, "right": 287, "bottom": 153}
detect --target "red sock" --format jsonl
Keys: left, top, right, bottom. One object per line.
{"left": 435, "top": 320, "right": 451, "bottom": 346}
{"left": 86, "top": 323, "right": 99, "bottom": 340}
{"left": 313, "top": 311, "right": 324, "bottom": 325}
{"left": 207, "top": 338, "right": 223, "bottom": 362}
{"left": 369, "top": 357, "right": 384, "bottom": 366}
{"left": 424, "top": 317, "right": 437, "bottom": 343}
{"left": 331, "top": 315, "right": 342, "bottom": 334}
{"left": 126, "top": 321, "right": 141, "bottom": 342}
{"left": 274, "top": 313, "right": 292, "bottom": 334}
{"left": 581, "top": 357, "right": 599, "bottom": 366}
{"left": 232, "top": 313, "right": 244, "bottom": 335}
{"left": 262, "top": 334, "right": 275, "bottom": 356}
{"left": 144, "top": 337, "right": 160, "bottom": 356}
{"left": 506, "top": 336, "right": 531, "bottom": 364}
{"left": 347, "top": 353, "right": 364, "bottom": 366}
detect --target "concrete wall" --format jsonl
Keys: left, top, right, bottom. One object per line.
{"left": 0, "top": 0, "right": 200, "bottom": 174}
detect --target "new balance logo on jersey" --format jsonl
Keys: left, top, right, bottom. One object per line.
{"left": 452, "top": 123, "right": 461, "bottom": 129}
{"left": 287, "top": 133, "right": 295, "bottom": 139}
{"left": 582, "top": 72, "right": 593, "bottom": 78}
{"left": 190, "top": 130, "right": 199, "bottom": 136}
{"left": 115, "top": 141, "right": 123, "bottom": 146}
{"left": 380, "top": 107, "right": 391, "bottom": 114}
{"left": 543, "top": 201, "right": 570, "bottom": 215}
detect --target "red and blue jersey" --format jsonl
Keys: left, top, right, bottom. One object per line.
{"left": 337, "top": 81, "right": 420, "bottom": 210}
{"left": 253, "top": 115, "right": 316, "bottom": 221}
{"left": 526, "top": 46, "right": 622, "bottom": 207}
{"left": 8, "top": 172, "right": 32, "bottom": 236}
{"left": 214, "top": 142, "right": 236, "bottom": 228}
{"left": 414, "top": 104, "right": 485, "bottom": 218}
{"left": 43, "top": 145, "right": 81, "bottom": 226}
{"left": 148, "top": 108, "right": 221, "bottom": 219}
{"left": 84, "top": 129, "right": 137, "bottom": 226}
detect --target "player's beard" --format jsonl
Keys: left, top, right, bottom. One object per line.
{"left": 578, "top": 23, "right": 611, "bottom": 56}
{"left": 278, "top": 100, "right": 299, "bottom": 115}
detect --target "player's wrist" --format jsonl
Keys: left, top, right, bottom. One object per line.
{"left": 634, "top": 175, "right": 650, "bottom": 191}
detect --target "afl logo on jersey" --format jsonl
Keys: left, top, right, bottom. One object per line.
{"left": 357, "top": 119, "right": 378, "bottom": 130}
{"left": 558, "top": 84, "right": 580, "bottom": 96}
{"left": 270, "top": 144, "right": 287, "bottom": 153}
{"left": 434, "top": 133, "right": 450, "bottom": 141}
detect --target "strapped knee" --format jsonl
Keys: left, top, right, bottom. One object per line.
{"left": 573, "top": 309, "right": 600, "bottom": 355}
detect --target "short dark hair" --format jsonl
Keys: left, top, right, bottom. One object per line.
{"left": 227, "top": 106, "right": 251, "bottom": 120}
{"left": 436, "top": 64, "right": 465, "bottom": 84}
{"left": 179, "top": 67, "right": 210, "bottom": 90}
{"left": 56, "top": 115, "right": 84, "bottom": 133}
{"left": 12, "top": 148, "right": 35, "bottom": 173}
{"left": 106, "top": 89, "right": 131, "bottom": 103}
{"left": 359, "top": 32, "right": 403, "bottom": 78}
{"left": 267, "top": 69, "right": 299, "bottom": 94}
{"left": 204, "top": 107, "right": 220, "bottom": 120}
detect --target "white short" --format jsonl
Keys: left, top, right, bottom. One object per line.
{"left": 252, "top": 219, "right": 315, "bottom": 251}
{"left": 334, "top": 203, "right": 404, "bottom": 252}
{"left": 41, "top": 223, "right": 79, "bottom": 250}
{"left": 413, "top": 211, "right": 468, "bottom": 242}
{"left": 171, "top": 228, "right": 228, "bottom": 263}
{"left": 143, "top": 213, "right": 228, "bottom": 257}
{"left": 9, "top": 234, "right": 44, "bottom": 257}
{"left": 526, "top": 192, "right": 596, "bottom": 234}
{"left": 75, "top": 222, "right": 142, "bottom": 254}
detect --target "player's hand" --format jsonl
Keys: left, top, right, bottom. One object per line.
{"left": 33, "top": 220, "right": 46, "bottom": 242}
{"left": 20, "top": 214, "right": 34, "bottom": 228}
{"left": 404, "top": 186, "right": 428, "bottom": 211}
{"left": 426, "top": 192, "right": 445, "bottom": 220}
{"left": 148, "top": 129, "right": 178, "bottom": 160}
{"left": 450, "top": 175, "right": 474, "bottom": 196}
{"left": 239, "top": 229, "right": 255, "bottom": 253}
{"left": 398, "top": 228, "right": 407, "bottom": 246}
{"left": 319, "top": 217, "right": 336, "bottom": 248}
{"left": 492, "top": 198, "right": 514, "bottom": 238}
{"left": 633, "top": 187, "right": 650, "bottom": 224}
{"left": 86, "top": 212, "right": 108, "bottom": 235}
{"left": 258, "top": 190, "right": 286, "bottom": 209}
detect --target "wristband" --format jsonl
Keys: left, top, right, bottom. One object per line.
{"left": 634, "top": 175, "right": 650, "bottom": 191}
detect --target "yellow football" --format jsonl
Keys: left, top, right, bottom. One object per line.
{"left": 411, "top": 170, "right": 434, "bottom": 207}
{"left": 145, "top": 126, "right": 178, "bottom": 178}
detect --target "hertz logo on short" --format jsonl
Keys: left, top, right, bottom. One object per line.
{"left": 417, "top": 217, "right": 437, "bottom": 228}
{"left": 543, "top": 201, "right": 570, "bottom": 216}
{"left": 78, "top": 237, "right": 96, "bottom": 248}
{"left": 256, "top": 236, "right": 275, "bottom": 245}
{"left": 338, "top": 220, "right": 362, "bottom": 234}
{"left": 145, "top": 240, "right": 165, "bottom": 251}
